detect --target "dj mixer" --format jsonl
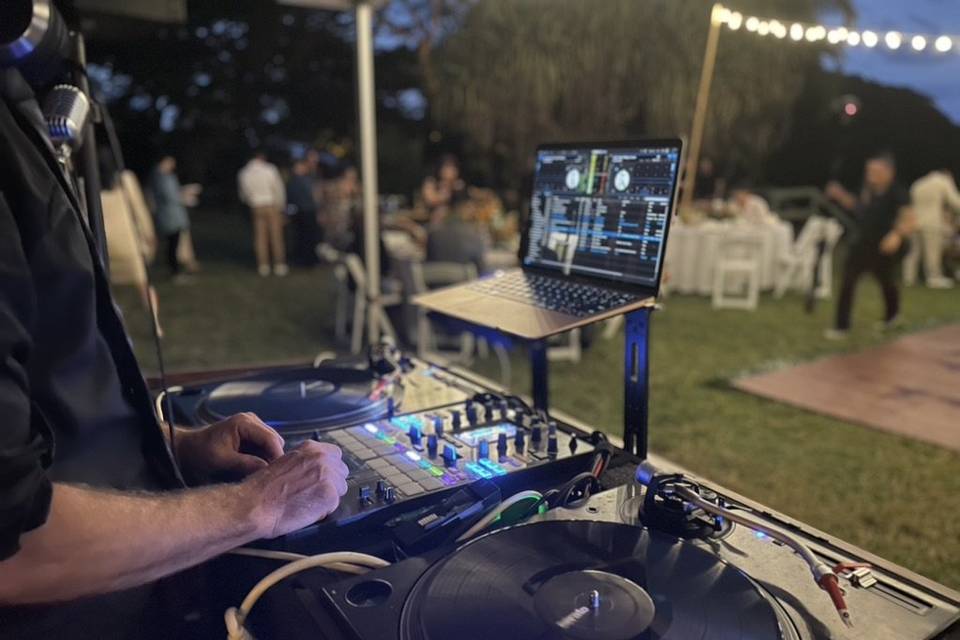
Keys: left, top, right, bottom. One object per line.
{"left": 166, "top": 354, "right": 599, "bottom": 529}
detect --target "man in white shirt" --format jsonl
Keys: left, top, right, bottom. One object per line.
{"left": 905, "top": 169, "right": 960, "bottom": 288}
{"left": 238, "top": 152, "right": 288, "bottom": 276}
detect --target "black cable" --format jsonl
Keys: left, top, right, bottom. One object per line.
{"left": 99, "top": 104, "right": 177, "bottom": 467}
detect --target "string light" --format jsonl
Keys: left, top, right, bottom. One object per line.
{"left": 713, "top": 4, "right": 957, "bottom": 56}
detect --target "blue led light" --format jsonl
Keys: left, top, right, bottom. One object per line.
{"left": 755, "top": 531, "right": 768, "bottom": 540}
{"left": 478, "top": 459, "right": 507, "bottom": 476}
{"left": 465, "top": 462, "right": 493, "bottom": 479}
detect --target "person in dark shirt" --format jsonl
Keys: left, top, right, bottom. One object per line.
{"left": 824, "top": 152, "right": 917, "bottom": 338}
{"left": 0, "top": 70, "right": 349, "bottom": 639}
{"left": 427, "top": 200, "right": 488, "bottom": 276}
{"left": 286, "top": 157, "right": 320, "bottom": 266}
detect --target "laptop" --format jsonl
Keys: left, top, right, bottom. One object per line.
{"left": 414, "top": 139, "right": 683, "bottom": 340}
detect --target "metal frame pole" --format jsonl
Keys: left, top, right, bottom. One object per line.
{"left": 681, "top": 3, "right": 724, "bottom": 212}
{"left": 530, "top": 340, "right": 549, "bottom": 411}
{"left": 356, "top": 1, "right": 381, "bottom": 345}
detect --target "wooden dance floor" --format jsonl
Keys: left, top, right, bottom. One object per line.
{"left": 734, "top": 324, "right": 960, "bottom": 452}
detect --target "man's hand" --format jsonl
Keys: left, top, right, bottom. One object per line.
{"left": 242, "top": 441, "right": 350, "bottom": 538}
{"left": 175, "top": 413, "right": 285, "bottom": 484}
{"left": 879, "top": 231, "right": 902, "bottom": 255}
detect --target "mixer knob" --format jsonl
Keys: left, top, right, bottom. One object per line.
{"left": 547, "top": 433, "right": 558, "bottom": 456}
{"left": 427, "top": 434, "right": 439, "bottom": 458}
{"left": 387, "top": 397, "right": 396, "bottom": 418}
{"left": 569, "top": 437, "right": 578, "bottom": 453}
{"left": 312, "top": 430, "right": 321, "bottom": 442}
{"left": 497, "top": 432, "right": 508, "bottom": 456}
{"left": 383, "top": 486, "right": 396, "bottom": 503}
{"left": 499, "top": 401, "right": 510, "bottom": 421}
{"left": 376, "top": 479, "right": 388, "bottom": 497}
{"left": 478, "top": 440, "right": 490, "bottom": 460}
{"left": 466, "top": 402, "right": 478, "bottom": 425}
{"left": 409, "top": 425, "right": 422, "bottom": 447}
{"left": 433, "top": 416, "right": 444, "bottom": 437}
{"left": 514, "top": 429, "right": 526, "bottom": 453}
{"left": 531, "top": 425, "right": 542, "bottom": 444}
{"left": 548, "top": 421, "right": 557, "bottom": 436}
{"left": 358, "top": 485, "right": 372, "bottom": 503}
{"left": 451, "top": 410, "right": 462, "bottom": 431}
{"left": 443, "top": 444, "right": 458, "bottom": 468}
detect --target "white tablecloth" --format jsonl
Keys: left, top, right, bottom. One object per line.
{"left": 664, "top": 220, "right": 794, "bottom": 295}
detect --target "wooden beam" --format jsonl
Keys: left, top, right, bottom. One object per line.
{"left": 682, "top": 3, "right": 724, "bottom": 211}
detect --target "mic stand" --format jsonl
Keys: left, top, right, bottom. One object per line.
{"left": 67, "top": 30, "right": 110, "bottom": 275}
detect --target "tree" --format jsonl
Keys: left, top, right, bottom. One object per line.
{"left": 426, "top": 0, "right": 851, "bottom": 189}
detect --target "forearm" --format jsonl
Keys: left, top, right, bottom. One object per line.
{"left": 0, "top": 482, "right": 264, "bottom": 605}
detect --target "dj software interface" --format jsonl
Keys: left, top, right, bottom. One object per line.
{"left": 525, "top": 146, "right": 679, "bottom": 286}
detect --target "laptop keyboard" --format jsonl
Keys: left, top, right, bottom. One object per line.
{"left": 467, "top": 272, "right": 640, "bottom": 318}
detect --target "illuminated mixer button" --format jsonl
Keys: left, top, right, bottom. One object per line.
{"left": 442, "top": 444, "right": 458, "bottom": 468}
{"left": 427, "top": 434, "right": 439, "bottom": 458}
{"left": 478, "top": 440, "right": 490, "bottom": 460}
{"left": 497, "top": 432, "right": 508, "bottom": 457}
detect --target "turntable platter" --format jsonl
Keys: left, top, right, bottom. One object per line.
{"left": 197, "top": 367, "right": 397, "bottom": 433}
{"left": 400, "top": 520, "right": 788, "bottom": 640}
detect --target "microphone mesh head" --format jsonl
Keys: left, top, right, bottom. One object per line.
{"left": 43, "top": 84, "right": 90, "bottom": 147}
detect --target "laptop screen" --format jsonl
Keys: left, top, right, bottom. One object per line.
{"left": 523, "top": 141, "right": 681, "bottom": 288}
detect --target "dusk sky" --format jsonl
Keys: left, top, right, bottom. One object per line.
{"left": 830, "top": 0, "right": 960, "bottom": 122}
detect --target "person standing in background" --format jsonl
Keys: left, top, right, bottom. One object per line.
{"left": 421, "top": 154, "right": 467, "bottom": 225}
{"left": 150, "top": 156, "right": 192, "bottom": 284}
{"left": 824, "top": 152, "right": 917, "bottom": 339}
{"left": 905, "top": 169, "right": 960, "bottom": 288}
{"left": 238, "top": 152, "right": 288, "bottom": 276}
{"left": 286, "top": 157, "right": 319, "bottom": 267}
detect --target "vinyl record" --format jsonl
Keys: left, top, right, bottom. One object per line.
{"left": 197, "top": 367, "right": 397, "bottom": 433}
{"left": 399, "top": 520, "right": 788, "bottom": 640}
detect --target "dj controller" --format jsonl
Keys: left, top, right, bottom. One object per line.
{"left": 168, "top": 352, "right": 601, "bottom": 531}
{"left": 165, "top": 348, "right": 960, "bottom": 640}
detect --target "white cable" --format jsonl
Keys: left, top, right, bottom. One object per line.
{"left": 674, "top": 487, "right": 831, "bottom": 580}
{"left": 456, "top": 490, "right": 543, "bottom": 542}
{"left": 224, "top": 551, "right": 390, "bottom": 640}
{"left": 228, "top": 548, "right": 306, "bottom": 562}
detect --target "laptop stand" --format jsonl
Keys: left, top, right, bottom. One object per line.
{"left": 529, "top": 306, "right": 653, "bottom": 458}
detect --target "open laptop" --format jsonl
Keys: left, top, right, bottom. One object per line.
{"left": 414, "top": 139, "right": 683, "bottom": 340}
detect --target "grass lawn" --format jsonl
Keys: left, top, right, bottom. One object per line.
{"left": 116, "top": 208, "right": 960, "bottom": 589}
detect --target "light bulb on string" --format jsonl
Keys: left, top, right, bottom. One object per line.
{"left": 790, "top": 23, "right": 804, "bottom": 41}
{"left": 862, "top": 31, "right": 878, "bottom": 47}
{"left": 912, "top": 35, "right": 927, "bottom": 51}
{"left": 847, "top": 31, "right": 861, "bottom": 46}
{"left": 935, "top": 35, "right": 953, "bottom": 52}
{"left": 885, "top": 31, "right": 902, "bottom": 49}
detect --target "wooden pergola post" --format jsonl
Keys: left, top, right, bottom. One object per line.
{"left": 682, "top": 3, "right": 725, "bottom": 211}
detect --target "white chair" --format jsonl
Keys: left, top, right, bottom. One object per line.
{"left": 409, "top": 262, "right": 478, "bottom": 363}
{"left": 343, "top": 253, "right": 404, "bottom": 354}
{"left": 774, "top": 217, "right": 843, "bottom": 299}
{"left": 547, "top": 330, "right": 582, "bottom": 362}
{"left": 712, "top": 233, "right": 763, "bottom": 310}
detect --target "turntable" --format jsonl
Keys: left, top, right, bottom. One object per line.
{"left": 323, "top": 519, "right": 798, "bottom": 640}
{"left": 315, "top": 484, "right": 960, "bottom": 640}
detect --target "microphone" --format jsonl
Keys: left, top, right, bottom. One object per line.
{"left": 43, "top": 83, "right": 90, "bottom": 148}
{"left": 0, "top": 0, "right": 72, "bottom": 87}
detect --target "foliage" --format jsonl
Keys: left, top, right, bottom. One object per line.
{"left": 427, "top": 0, "right": 851, "bottom": 188}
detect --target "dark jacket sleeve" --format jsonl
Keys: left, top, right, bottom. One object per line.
{"left": 0, "top": 191, "right": 52, "bottom": 561}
